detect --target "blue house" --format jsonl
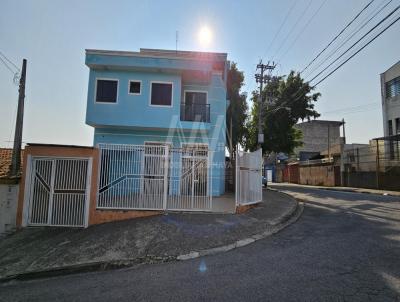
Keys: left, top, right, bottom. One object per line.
{"left": 85, "top": 48, "right": 229, "bottom": 208}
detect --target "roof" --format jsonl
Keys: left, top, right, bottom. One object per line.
{"left": 85, "top": 48, "right": 228, "bottom": 62}
{"left": 296, "top": 119, "right": 344, "bottom": 127}
{"left": 0, "top": 148, "right": 24, "bottom": 178}
{"left": 26, "top": 143, "right": 94, "bottom": 149}
{"left": 381, "top": 60, "right": 400, "bottom": 75}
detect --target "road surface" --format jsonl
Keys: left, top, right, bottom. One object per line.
{"left": 1, "top": 184, "right": 400, "bottom": 301}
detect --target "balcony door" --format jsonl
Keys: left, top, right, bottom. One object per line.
{"left": 184, "top": 91, "right": 207, "bottom": 122}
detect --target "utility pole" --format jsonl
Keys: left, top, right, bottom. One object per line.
{"left": 9, "top": 59, "right": 27, "bottom": 177}
{"left": 255, "top": 60, "right": 275, "bottom": 149}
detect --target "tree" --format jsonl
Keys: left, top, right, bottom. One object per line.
{"left": 226, "top": 62, "right": 248, "bottom": 158}
{"left": 245, "top": 71, "right": 320, "bottom": 155}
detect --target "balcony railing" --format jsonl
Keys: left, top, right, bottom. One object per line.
{"left": 180, "top": 103, "right": 210, "bottom": 123}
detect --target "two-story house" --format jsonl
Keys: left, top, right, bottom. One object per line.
{"left": 85, "top": 48, "right": 229, "bottom": 203}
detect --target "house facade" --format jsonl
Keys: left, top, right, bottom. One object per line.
{"left": 85, "top": 48, "right": 229, "bottom": 196}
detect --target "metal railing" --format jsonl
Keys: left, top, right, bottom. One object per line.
{"left": 180, "top": 103, "right": 210, "bottom": 123}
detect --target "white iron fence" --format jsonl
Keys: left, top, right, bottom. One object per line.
{"left": 97, "top": 143, "right": 212, "bottom": 211}
{"left": 235, "top": 149, "right": 262, "bottom": 205}
{"left": 27, "top": 157, "right": 91, "bottom": 227}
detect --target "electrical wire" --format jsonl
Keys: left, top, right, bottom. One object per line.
{"left": 0, "top": 56, "right": 16, "bottom": 75}
{"left": 271, "top": 0, "right": 314, "bottom": 61}
{"left": 277, "top": 0, "right": 328, "bottom": 63}
{"left": 0, "top": 51, "right": 20, "bottom": 71}
{"left": 312, "top": 10, "right": 400, "bottom": 86}
{"left": 300, "top": 0, "right": 375, "bottom": 74}
{"left": 262, "top": 0, "right": 298, "bottom": 60}
{"left": 304, "top": 0, "right": 393, "bottom": 79}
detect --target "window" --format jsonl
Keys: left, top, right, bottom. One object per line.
{"left": 388, "top": 120, "right": 393, "bottom": 136}
{"left": 96, "top": 79, "right": 118, "bottom": 103}
{"left": 150, "top": 82, "right": 173, "bottom": 106}
{"left": 181, "top": 91, "right": 209, "bottom": 122}
{"left": 185, "top": 91, "right": 207, "bottom": 105}
{"left": 385, "top": 76, "right": 400, "bottom": 98}
{"left": 396, "top": 118, "right": 400, "bottom": 134}
{"left": 129, "top": 80, "right": 141, "bottom": 95}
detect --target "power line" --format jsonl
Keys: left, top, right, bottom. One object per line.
{"left": 321, "top": 102, "right": 380, "bottom": 114}
{"left": 0, "top": 51, "right": 20, "bottom": 71}
{"left": 309, "top": 5, "right": 400, "bottom": 84}
{"left": 277, "top": 0, "right": 328, "bottom": 63}
{"left": 304, "top": 0, "right": 393, "bottom": 79}
{"left": 0, "top": 56, "right": 16, "bottom": 74}
{"left": 271, "top": 0, "right": 314, "bottom": 61}
{"left": 300, "top": 0, "right": 375, "bottom": 74}
{"left": 262, "top": 0, "right": 298, "bottom": 60}
{"left": 313, "top": 12, "right": 400, "bottom": 86}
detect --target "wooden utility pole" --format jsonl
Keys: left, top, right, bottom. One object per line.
{"left": 9, "top": 59, "right": 27, "bottom": 177}
{"left": 255, "top": 61, "right": 275, "bottom": 149}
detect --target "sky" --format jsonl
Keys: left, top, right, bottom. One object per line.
{"left": 0, "top": 0, "right": 399, "bottom": 148}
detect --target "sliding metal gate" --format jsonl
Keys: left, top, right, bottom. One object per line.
{"left": 97, "top": 143, "right": 212, "bottom": 211}
{"left": 27, "top": 157, "right": 91, "bottom": 227}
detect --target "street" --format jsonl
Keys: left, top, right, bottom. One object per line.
{"left": 1, "top": 184, "right": 400, "bottom": 301}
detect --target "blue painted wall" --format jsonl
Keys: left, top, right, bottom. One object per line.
{"left": 86, "top": 54, "right": 227, "bottom": 195}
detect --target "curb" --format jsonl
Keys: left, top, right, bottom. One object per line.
{"left": 0, "top": 195, "right": 303, "bottom": 284}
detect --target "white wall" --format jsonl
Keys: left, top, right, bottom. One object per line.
{"left": 0, "top": 184, "right": 19, "bottom": 237}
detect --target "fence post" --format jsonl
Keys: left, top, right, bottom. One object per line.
{"left": 163, "top": 145, "right": 169, "bottom": 210}
{"left": 376, "top": 142, "right": 380, "bottom": 190}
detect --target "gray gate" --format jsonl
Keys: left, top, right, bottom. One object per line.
{"left": 27, "top": 157, "right": 91, "bottom": 227}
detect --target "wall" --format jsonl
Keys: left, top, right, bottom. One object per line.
{"left": 299, "top": 164, "right": 335, "bottom": 187}
{"left": 0, "top": 183, "right": 19, "bottom": 236}
{"left": 381, "top": 62, "right": 400, "bottom": 137}
{"left": 294, "top": 121, "right": 342, "bottom": 156}
{"left": 91, "top": 72, "right": 227, "bottom": 196}
{"left": 16, "top": 145, "right": 161, "bottom": 228}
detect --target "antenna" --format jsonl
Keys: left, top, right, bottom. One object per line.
{"left": 176, "top": 30, "right": 179, "bottom": 52}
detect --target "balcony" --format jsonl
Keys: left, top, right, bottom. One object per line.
{"left": 180, "top": 103, "right": 210, "bottom": 123}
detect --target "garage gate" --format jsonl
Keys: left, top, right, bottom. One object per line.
{"left": 26, "top": 157, "right": 91, "bottom": 227}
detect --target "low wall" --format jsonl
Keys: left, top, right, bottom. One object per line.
{"left": 343, "top": 170, "right": 400, "bottom": 191}
{"left": 16, "top": 144, "right": 161, "bottom": 228}
{"left": 0, "top": 182, "right": 19, "bottom": 236}
{"left": 299, "top": 164, "right": 335, "bottom": 187}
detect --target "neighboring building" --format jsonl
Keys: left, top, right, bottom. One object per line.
{"left": 294, "top": 120, "right": 344, "bottom": 161}
{"left": 381, "top": 61, "right": 400, "bottom": 137}
{"left": 85, "top": 48, "right": 229, "bottom": 196}
{"left": 0, "top": 148, "right": 23, "bottom": 236}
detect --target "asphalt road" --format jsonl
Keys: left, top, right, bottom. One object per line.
{"left": 1, "top": 184, "right": 400, "bottom": 302}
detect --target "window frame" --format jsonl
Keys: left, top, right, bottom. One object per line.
{"left": 128, "top": 80, "right": 142, "bottom": 95}
{"left": 94, "top": 78, "right": 119, "bottom": 104}
{"left": 149, "top": 81, "right": 174, "bottom": 107}
{"left": 183, "top": 90, "right": 208, "bottom": 105}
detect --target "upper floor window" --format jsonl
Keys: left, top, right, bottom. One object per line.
{"left": 96, "top": 79, "right": 118, "bottom": 103}
{"left": 150, "top": 82, "right": 173, "bottom": 106}
{"left": 385, "top": 76, "right": 400, "bottom": 98}
{"left": 129, "top": 80, "right": 141, "bottom": 95}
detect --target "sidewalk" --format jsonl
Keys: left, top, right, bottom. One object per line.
{"left": 271, "top": 182, "right": 400, "bottom": 197}
{"left": 0, "top": 189, "right": 301, "bottom": 281}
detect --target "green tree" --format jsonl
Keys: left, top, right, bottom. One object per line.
{"left": 245, "top": 71, "right": 320, "bottom": 155}
{"left": 226, "top": 62, "right": 248, "bottom": 158}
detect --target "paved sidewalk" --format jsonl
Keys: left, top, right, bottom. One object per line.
{"left": 0, "top": 189, "right": 300, "bottom": 281}
{"left": 272, "top": 182, "right": 400, "bottom": 197}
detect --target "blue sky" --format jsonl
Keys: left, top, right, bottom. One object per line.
{"left": 1, "top": 0, "right": 399, "bottom": 148}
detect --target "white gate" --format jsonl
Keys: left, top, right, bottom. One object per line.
{"left": 27, "top": 157, "right": 91, "bottom": 227}
{"left": 236, "top": 149, "right": 262, "bottom": 205}
{"left": 97, "top": 143, "right": 212, "bottom": 211}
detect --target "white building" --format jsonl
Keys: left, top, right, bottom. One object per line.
{"left": 381, "top": 61, "right": 400, "bottom": 136}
